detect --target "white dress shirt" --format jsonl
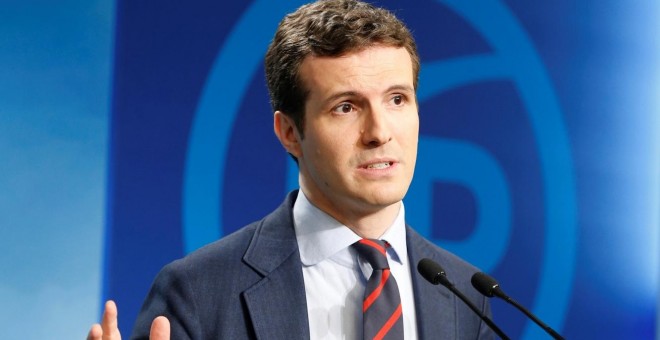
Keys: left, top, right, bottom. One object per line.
{"left": 293, "top": 191, "right": 418, "bottom": 339}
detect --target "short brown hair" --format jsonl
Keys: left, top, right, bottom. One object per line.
{"left": 265, "top": 0, "right": 420, "bottom": 137}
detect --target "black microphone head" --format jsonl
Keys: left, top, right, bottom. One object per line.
{"left": 417, "top": 258, "right": 452, "bottom": 287}
{"left": 471, "top": 272, "right": 500, "bottom": 298}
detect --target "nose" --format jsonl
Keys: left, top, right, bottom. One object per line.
{"left": 361, "top": 105, "right": 392, "bottom": 147}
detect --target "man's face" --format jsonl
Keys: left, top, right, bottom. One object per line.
{"left": 281, "top": 46, "right": 419, "bottom": 223}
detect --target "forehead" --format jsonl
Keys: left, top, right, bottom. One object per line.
{"left": 298, "top": 46, "right": 414, "bottom": 97}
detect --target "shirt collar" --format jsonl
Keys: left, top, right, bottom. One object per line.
{"left": 293, "top": 190, "right": 408, "bottom": 266}
{"left": 380, "top": 204, "right": 407, "bottom": 266}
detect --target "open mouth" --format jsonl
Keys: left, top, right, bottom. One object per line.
{"left": 365, "top": 161, "right": 393, "bottom": 169}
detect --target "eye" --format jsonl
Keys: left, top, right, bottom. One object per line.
{"left": 391, "top": 95, "right": 404, "bottom": 106}
{"left": 333, "top": 102, "right": 355, "bottom": 114}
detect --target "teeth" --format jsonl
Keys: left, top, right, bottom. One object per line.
{"left": 367, "top": 162, "right": 391, "bottom": 169}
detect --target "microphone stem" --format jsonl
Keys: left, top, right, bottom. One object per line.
{"left": 446, "top": 284, "right": 510, "bottom": 340}
{"left": 504, "top": 296, "right": 565, "bottom": 340}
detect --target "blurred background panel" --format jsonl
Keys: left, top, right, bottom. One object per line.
{"left": 0, "top": 0, "right": 113, "bottom": 338}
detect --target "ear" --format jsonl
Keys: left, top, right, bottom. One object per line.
{"left": 273, "top": 111, "right": 303, "bottom": 159}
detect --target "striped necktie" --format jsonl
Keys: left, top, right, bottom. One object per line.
{"left": 353, "top": 239, "right": 404, "bottom": 340}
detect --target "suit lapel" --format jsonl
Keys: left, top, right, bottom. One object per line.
{"left": 239, "top": 194, "right": 462, "bottom": 339}
{"left": 408, "top": 228, "right": 458, "bottom": 340}
{"left": 241, "top": 191, "right": 310, "bottom": 340}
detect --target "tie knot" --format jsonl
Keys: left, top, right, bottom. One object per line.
{"left": 353, "top": 238, "right": 390, "bottom": 270}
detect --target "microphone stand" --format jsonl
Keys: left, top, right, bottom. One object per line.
{"left": 418, "top": 259, "right": 510, "bottom": 340}
{"left": 472, "top": 272, "right": 565, "bottom": 340}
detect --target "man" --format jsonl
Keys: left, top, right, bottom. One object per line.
{"left": 88, "top": 0, "right": 493, "bottom": 339}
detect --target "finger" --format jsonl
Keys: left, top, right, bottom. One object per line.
{"left": 87, "top": 323, "right": 102, "bottom": 340}
{"left": 101, "top": 300, "right": 121, "bottom": 340}
{"left": 150, "top": 316, "right": 171, "bottom": 340}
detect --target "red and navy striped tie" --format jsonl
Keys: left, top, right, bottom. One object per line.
{"left": 353, "top": 239, "right": 404, "bottom": 340}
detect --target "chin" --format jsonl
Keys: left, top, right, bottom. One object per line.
{"left": 360, "top": 187, "right": 407, "bottom": 207}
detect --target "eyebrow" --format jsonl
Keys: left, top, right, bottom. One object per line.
{"left": 387, "top": 84, "right": 415, "bottom": 94}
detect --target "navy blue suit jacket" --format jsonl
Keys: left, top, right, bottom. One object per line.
{"left": 131, "top": 191, "right": 493, "bottom": 339}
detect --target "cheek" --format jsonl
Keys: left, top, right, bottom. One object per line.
{"left": 318, "top": 140, "right": 351, "bottom": 168}
{"left": 303, "top": 134, "right": 343, "bottom": 169}
{"left": 408, "top": 114, "right": 420, "bottom": 141}
{"left": 314, "top": 128, "right": 353, "bottom": 152}
{"left": 396, "top": 118, "right": 419, "bottom": 144}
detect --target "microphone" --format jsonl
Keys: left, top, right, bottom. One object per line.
{"left": 417, "top": 259, "right": 510, "bottom": 340}
{"left": 471, "top": 272, "right": 565, "bottom": 340}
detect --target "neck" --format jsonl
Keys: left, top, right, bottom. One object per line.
{"left": 300, "top": 189, "right": 402, "bottom": 239}
{"left": 342, "top": 203, "right": 401, "bottom": 239}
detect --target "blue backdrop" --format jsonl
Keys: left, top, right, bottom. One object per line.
{"left": 97, "top": 0, "right": 658, "bottom": 339}
{"left": 0, "top": 1, "right": 111, "bottom": 339}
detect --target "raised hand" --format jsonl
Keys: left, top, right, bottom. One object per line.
{"left": 87, "top": 300, "right": 170, "bottom": 340}
{"left": 87, "top": 300, "right": 121, "bottom": 340}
